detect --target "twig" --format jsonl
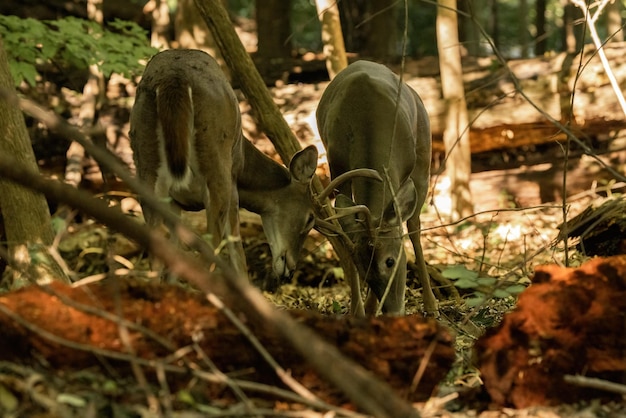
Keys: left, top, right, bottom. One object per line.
{"left": 204, "top": 292, "right": 323, "bottom": 405}
{"left": 564, "top": 374, "right": 626, "bottom": 395}
{"left": 570, "top": 0, "right": 626, "bottom": 116}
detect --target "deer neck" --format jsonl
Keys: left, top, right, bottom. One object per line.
{"left": 236, "top": 139, "right": 290, "bottom": 214}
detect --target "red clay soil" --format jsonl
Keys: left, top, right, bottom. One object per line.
{"left": 475, "top": 255, "right": 626, "bottom": 409}
{"left": 0, "top": 279, "right": 454, "bottom": 406}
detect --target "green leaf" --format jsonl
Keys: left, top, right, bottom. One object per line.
{"left": 57, "top": 393, "right": 86, "bottom": 407}
{"left": 455, "top": 277, "right": 478, "bottom": 289}
{"left": 442, "top": 264, "right": 478, "bottom": 280}
{"left": 493, "top": 289, "right": 511, "bottom": 298}
{"left": 332, "top": 300, "right": 342, "bottom": 313}
{"left": 176, "top": 389, "right": 195, "bottom": 406}
{"left": 0, "top": 384, "right": 18, "bottom": 412}
{"left": 0, "top": 15, "right": 156, "bottom": 87}
{"left": 477, "top": 277, "right": 497, "bottom": 286}
{"left": 505, "top": 284, "right": 527, "bottom": 295}
{"left": 466, "top": 294, "right": 487, "bottom": 307}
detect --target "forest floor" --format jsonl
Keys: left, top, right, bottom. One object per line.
{"left": 1, "top": 68, "right": 625, "bottom": 417}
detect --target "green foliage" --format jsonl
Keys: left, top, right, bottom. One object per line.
{"left": 0, "top": 15, "right": 157, "bottom": 87}
{"left": 442, "top": 264, "right": 526, "bottom": 307}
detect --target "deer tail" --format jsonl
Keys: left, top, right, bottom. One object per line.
{"left": 155, "top": 76, "right": 193, "bottom": 180}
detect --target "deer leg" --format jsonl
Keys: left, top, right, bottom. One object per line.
{"left": 205, "top": 178, "right": 247, "bottom": 276}
{"left": 227, "top": 186, "right": 247, "bottom": 277}
{"left": 407, "top": 215, "right": 438, "bottom": 316}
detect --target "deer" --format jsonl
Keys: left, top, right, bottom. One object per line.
{"left": 316, "top": 60, "right": 438, "bottom": 316}
{"left": 129, "top": 49, "right": 318, "bottom": 284}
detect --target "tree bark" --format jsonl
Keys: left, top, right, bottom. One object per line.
{"left": 175, "top": 0, "right": 229, "bottom": 78}
{"left": 607, "top": 0, "right": 624, "bottom": 42}
{"left": 436, "top": 0, "right": 474, "bottom": 219}
{"left": 365, "top": 0, "right": 398, "bottom": 61}
{"left": 256, "top": 0, "right": 292, "bottom": 62}
{"left": 0, "top": 36, "right": 68, "bottom": 286}
{"left": 145, "top": 0, "right": 170, "bottom": 49}
{"left": 65, "top": 0, "right": 106, "bottom": 188}
{"left": 315, "top": 0, "right": 348, "bottom": 80}
{"left": 535, "top": 0, "right": 547, "bottom": 55}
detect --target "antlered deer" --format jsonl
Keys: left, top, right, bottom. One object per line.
{"left": 130, "top": 49, "right": 318, "bottom": 282}
{"left": 316, "top": 60, "right": 437, "bottom": 316}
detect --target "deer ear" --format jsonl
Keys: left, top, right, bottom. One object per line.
{"left": 383, "top": 179, "right": 418, "bottom": 226}
{"left": 289, "top": 145, "right": 318, "bottom": 182}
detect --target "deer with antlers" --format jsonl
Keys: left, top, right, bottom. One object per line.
{"left": 316, "top": 60, "right": 437, "bottom": 316}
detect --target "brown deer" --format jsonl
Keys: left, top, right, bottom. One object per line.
{"left": 130, "top": 49, "right": 318, "bottom": 283}
{"left": 316, "top": 60, "right": 437, "bottom": 316}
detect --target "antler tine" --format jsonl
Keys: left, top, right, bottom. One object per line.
{"left": 316, "top": 168, "right": 383, "bottom": 202}
{"left": 325, "top": 205, "right": 375, "bottom": 234}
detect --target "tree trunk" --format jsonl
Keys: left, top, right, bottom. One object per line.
{"left": 458, "top": 0, "right": 482, "bottom": 56}
{"left": 256, "top": 0, "right": 292, "bottom": 60}
{"left": 65, "top": 0, "right": 106, "bottom": 188}
{"left": 489, "top": 0, "right": 499, "bottom": 52}
{"left": 0, "top": 36, "right": 68, "bottom": 286}
{"left": 436, "top": 0, "right": 473, "bottom": 219}
{"left": 365, "top": 0, "right": 398, "bottom": 61}
{"left": 519, "top": 0, "right": 529, "bottom": 58}
{"left": 315, "top": 0, "right": 348, "bottom": 79}
{"left": 145, "top": 0, "right": 170, "bottom": 49}
{"left": 535, "top": 0, "right": 547, "bottom": 55}
{"left": 607, "top": 0, "right": 623, "bottom": 42}
{"left": 175, "top": 0, "right": 230, "bottom": 78}
{"left": 336, "top": 0, "right": 366, "bottom": 53}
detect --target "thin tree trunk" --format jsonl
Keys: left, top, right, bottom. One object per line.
{"left": 145, "top": 0, "right": 170, "bottom": 49}
{"left": 0, "top": 36, "right": 68, "bottom": 286}
{"left": 65, "top": 0, "right": 105, "bottom": 188}
{"left": 175, "top": 0, "right": 229, "bottom": 79}
{"left": 436, "top": 0, "right": 473, "bottom": 219}
{"left": 535, "top": 0, "right": 547, "bottom": 55}
{"left": 607, "top": 0, "right": 624, "bottom": 42}
{"left": 366, "top": 0, "right": 398, "bottom": 62}
{"left": 315, "top": 0, "right": 348, "bottom": 79}
{"left": 519, "top": 0, "right": 529, "bottom": 58}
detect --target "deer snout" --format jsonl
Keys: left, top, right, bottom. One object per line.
{"left": 272, "top": 251, "right": 297, "bottom": 279}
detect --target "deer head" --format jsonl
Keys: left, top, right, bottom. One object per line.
{"left": 333, "top": 179, "right": 418, "bottom": 314}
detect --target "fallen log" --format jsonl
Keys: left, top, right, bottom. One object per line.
{"left": 0, "top": 279, "right": 455, "bottom": 406}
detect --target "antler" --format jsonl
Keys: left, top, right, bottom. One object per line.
{"left": 325, "top": 204, "right": 375, "bottom": 236}
{"left": 315, "top": 168, "right": 382, "bottom": 202}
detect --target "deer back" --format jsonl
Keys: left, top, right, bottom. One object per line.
{"left": 130, "top": 49, "right": 242, "bottom": 211}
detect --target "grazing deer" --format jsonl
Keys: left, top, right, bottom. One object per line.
{"left": 316, "top": 60, "right": 437, "bottom": 316}
{"left": 130, "top": 49, "right": 318, "bottom": 283}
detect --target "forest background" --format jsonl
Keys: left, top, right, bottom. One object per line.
{"left": 0, "top": 0, "right": 625, "bottom": 417}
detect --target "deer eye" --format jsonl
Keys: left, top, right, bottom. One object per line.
{"left": 385, "top": 257, "right": 395, "bottom": 268}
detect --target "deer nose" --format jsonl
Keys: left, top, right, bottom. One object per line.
{"left": 273, "top": 254, "right": 289, "bottom": 278}
{"left": 273, "top": 253, "right": 297, "bottom": 279}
